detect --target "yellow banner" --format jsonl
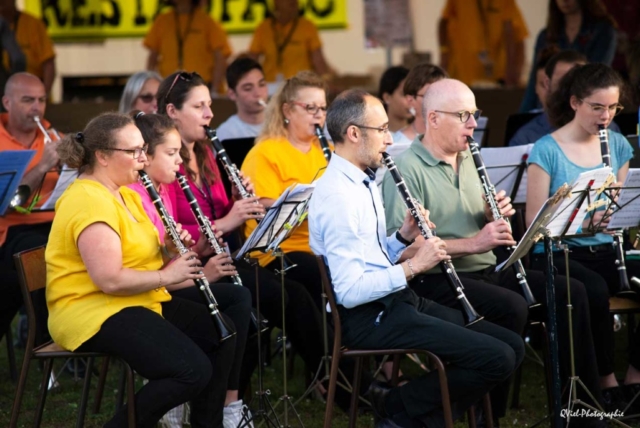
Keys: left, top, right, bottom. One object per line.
{"left": 23, "top": 0, "right": 347, "bottom": 40}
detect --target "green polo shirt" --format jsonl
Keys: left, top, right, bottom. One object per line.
{"left": 381, "top": 136, "right": 496, "bottom": 273}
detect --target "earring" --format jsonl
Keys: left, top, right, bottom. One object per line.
{"left": 284, "top": 118, "right": 290, "bottom": 125}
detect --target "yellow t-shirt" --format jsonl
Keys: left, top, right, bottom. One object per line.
{"left": 46, "top": 179, "right": 170, "bottom": 351}
{"left": 241, "top": 137, "right": 327, "bottom": 266}
{"left": 441, "top": 0, "right": 528, "bottom": 85}
{"left": 3, "top": 12, "right": 55, "bottom": 81}
{"left": 248, "top": 17, "right": 322, "bottom": 82}
{"left": 144, "top": 7, "right": 231, "bottom": 84}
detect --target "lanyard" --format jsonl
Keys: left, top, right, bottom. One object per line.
{"left": 271, "top": 17, "right": 299, "bottom": 67}
{"left": 174, "top": 9, "right": 195, "bottom": 69}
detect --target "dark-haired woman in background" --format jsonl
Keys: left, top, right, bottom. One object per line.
{"left": 527, "top": 63, "right": 640, "bottom": 414}
{"left": 378, "top": 66, "right": 412, "bottom": 133}
{"left": 45, "top": 112, "right": 235, "bottom": 427}
{"left": 520, "top": 0, "right": 617, "bottom": 112}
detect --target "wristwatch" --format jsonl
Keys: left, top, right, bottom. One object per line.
{"left": 395, "top": 230, "right": 412, "bottom": 246}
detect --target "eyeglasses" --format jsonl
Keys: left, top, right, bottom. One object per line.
{"left": 352, "top": 124, "right": 391, "bottom": 134}
{"left": 137, "top": 93, "right": 156, "bottom": 103}
{"left": 107, "top": 145, "right": 148, "bottom": 159}
{"left": 164, "top": 72, "right": 196, "bottom": 102}
{"left": 579, "top": 99, "right": 624, "bottom": 116}
{"left": 291, "top": 101, "right": 328, "bottom": 115}
{"left": 434, "top": 109, "right": 482, "bottom": 123}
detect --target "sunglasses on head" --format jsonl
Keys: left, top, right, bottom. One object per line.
{"left": 164, "top": 71, "right": 200, "bottom": 102}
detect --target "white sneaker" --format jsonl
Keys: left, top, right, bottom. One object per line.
{"left": 223, "top": 400, "right": 254, "bottom": 428}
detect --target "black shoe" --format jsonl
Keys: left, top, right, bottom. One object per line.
{"left": 367, "top": 380, "right": 391, "bottom": 420}
{"left": 602, "top": 386, "right": 628, "bottom": 413}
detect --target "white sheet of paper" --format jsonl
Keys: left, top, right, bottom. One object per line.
{"left": 608, "top": 168, "right": 640, "bottom": 229}
{"left": 479, "top": 144, "right": 532, "bottom": 204}
{"left": 39, "top": 166, "right": 77, "bottom": 210}
{"left": 546, "top": 167, "right": 612, "bottom": 237}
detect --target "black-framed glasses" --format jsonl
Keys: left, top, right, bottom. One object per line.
{"left": 291, "top": 101, "right": 328, "bottom": 115}
{"left": 107, "top": 145, "right": 148, "bottom": 159}
{"left": 579, "top": 99, "right": 624, "bottom": 116}
{"left": 434, "top": 109, "right": 482, "bottom": 123}
{"left": 137, "top": 93, "right": 156, "bottom": 103}
{"left": 351, "top": 124, "right": 391, "bottom": 134}
{"left": 164, "top": 72, "right": 195, "bottom": 102}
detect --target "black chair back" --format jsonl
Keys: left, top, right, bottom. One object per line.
{"left": 504, "top": 112, "right": 541, "bottom": 146}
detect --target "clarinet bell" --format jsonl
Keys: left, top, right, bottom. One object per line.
{"left": 214, "top": 312, "right": 237, "bottom": 342}
{"left": 10, "top": 185, "right": 31, "bottom": 209}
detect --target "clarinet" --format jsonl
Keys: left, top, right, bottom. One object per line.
{"left": 382, "top": 152, "right": 483, "bottom": 326}
{"left": 176, "top": 172, "right": 243, "bottom": 286}
{"left": 467, "top": 136, "right": 540, "bottom": 308}
{"left": 204, "top": 125, "right": 255, "bottom": 200}
{"left": 598, "top": 125, "right": 633, "bottom": 295}
{"left": 139, "top": 170, "right": 236, "bottom": 341}
{"left": 315, "top": 124, "right": 331, "bottom": 162}
{"left": 176, "top": 172, "right": 268, "bottom": 332}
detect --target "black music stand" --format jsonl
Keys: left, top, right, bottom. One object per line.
{"left": 236, "top": 183, "right": 315, "bottom": 428}
{"left": 479, "top": 145, "right": 531, "bottom": 204}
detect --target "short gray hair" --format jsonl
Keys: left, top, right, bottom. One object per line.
{"left": 326, "top": 89, "right": 370, "bottom": 144}
{"left": 119, "top": 71, "right": 162, "bottom": 114}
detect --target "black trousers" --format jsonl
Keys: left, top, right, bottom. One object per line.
{"left": 77, "top": 298, "right": 236, "bottom": 428}
{"left": 266, "top": 251, "right": 324, "bottom": 311}
{"left": 0, "top": 222, "right": 51, "bottom": 345}
{"left": 172, "top": 283, "right": 252, "bottom": 391}
{"left": 422, "top": 266, "right": 603, "bottom": 409}
{"left": 533, "top": 246, "right": 640, "bottom": 373}
{"left": 339, "top": 288, "right": 524, "bottom": 428}
{"left": 411, "top": 269, "right": 528, "bottom": 419}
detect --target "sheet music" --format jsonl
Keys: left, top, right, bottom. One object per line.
{"left": 39, "top": 166, "right": 77, "bottom": 210}
{"left": 546, "top": 167, "right": 612, "bottom": 237}
{"left": 608, "top": 168, "right": 640, "bottom": 229}
{"left": 480, "top": 144, "right": 532, "bottom": 204}
{"left": 0, "top": 150, "right": 35, "bottom": 215}
{"left": 236, "top": 182, "right": 315, "bottom": 260}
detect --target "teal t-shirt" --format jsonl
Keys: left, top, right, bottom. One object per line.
{"left": 527, "top": 130, "right": 633, "bottom": 252}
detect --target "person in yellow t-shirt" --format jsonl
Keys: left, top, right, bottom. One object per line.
{"left": 144, "top": 0, "right": 231, "bottom": 94}
{"left": 438, "top": 0, "right": 528, "bottom": 87}
{"left": 248, "top": 0, "right": 331, "bottom": 84}
{"left": 0, "top": 1, "right": 55, "bottom": 93}
{"left": 46, "top": 112, "right": 235, "bottom": 427}
{"left": 241, "top": 71, "right": 329, "bottom": 308}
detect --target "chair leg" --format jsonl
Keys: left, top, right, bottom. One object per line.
{"left": 9, "top": 351, "right": 32, "bottom": 428}
{"left": 430, "top": 353, "right": 453, "bottom": 428}
{"left": 125, "top": 363, "right": 136, "bottom": 427}
{"left": 76, "top": 357, "right": 94, "bottom": 428}
{"left": 34, "top": 358, "right": 54, "bottom": 428}
{"left": 510, "top": 360, "right": 523, "bottom": 409}
{"left": 467, "top": 406, "right": 477, "bottom": 428}
{"left": 116, "top": 361, "right": 127, "bottom": 411}
{"left": 93, "top": 356, "right": 110, "bottom": 414}
{"left": 483, "top": 394, "right": 494, "bottom": 428}
{"left": 391, "top": 354, "right": 400, "bottom": 387}
{"left": 323, "top": 352, "right": 342, "bottom": 428}
{"left": 348, "top": 357, "right": 363, "bottom": 428}
{"left": 6, "top": 328, "right": 17, "bottom": 383}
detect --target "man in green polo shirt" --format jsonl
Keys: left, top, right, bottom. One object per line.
{"left": 381, "top": 78, "right": 607, "bottom": 427}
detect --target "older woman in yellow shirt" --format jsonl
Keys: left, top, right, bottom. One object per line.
{"left": 45, "top": 112, "right": 235, "bottom": 428}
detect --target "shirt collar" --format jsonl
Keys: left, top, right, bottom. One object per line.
{"left": 409, "top": 134, "right": 469, "bottom": 167}
{"left": 331, "top": 152, "right": 375, "bottom": 186}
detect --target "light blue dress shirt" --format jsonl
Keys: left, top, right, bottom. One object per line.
{"left": 309, "top": 153, "right": 408, "bottom": 309}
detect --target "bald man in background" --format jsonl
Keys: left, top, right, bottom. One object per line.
{"left": 0, "top": 72, "right": 59, "bottom": 346}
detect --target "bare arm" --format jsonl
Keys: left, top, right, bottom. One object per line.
{"left": 146, "top": 50, "right": 159, "bottom": 71}
{"left": 42, "top": 58, "right": 56, "bottom": 95}
{"left": 20, "top": 140, "right": 60, "bottom": 191}
{"left": 525, "top": 164, "right": 551, "bottom": 227}
{"left": 78, "top": 222, "right": 203, "bottom": 295}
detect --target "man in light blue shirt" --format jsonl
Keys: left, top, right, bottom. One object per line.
{"left": 309, "top": 89, "right": 523, "bottom": 428}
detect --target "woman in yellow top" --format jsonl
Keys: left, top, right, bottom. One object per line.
{"left": 241, "top": 70, "right": 329, "bottom": 308}
{"left": 45, "top": 112, "right": 236, "bottom": 428}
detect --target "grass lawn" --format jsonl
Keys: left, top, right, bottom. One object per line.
{"left": 1, "top": 320, "right": 639, "bottom": 427}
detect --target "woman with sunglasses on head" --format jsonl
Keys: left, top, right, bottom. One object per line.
{"left": 527, "top": 63, "right": 640, "bottom": 412}
{"left": 156, "top": 71, "right": 364, "bottom": 412}
{"left": 127, "top": 111, "right": 254, "bottom": 428}
{"left": 241, "top": 71, "right": 329, "bottom": 309}
{"left": 119, "top": 71, "right": 162, "bottom": 115}
{"left": 45, "top": 112, "right": 236, "bottom": 428}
